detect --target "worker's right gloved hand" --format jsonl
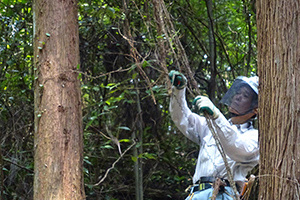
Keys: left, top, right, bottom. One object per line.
{"left": 192, "top": 96, "right": 220, "bottom": 119}
{"left": 168, "top": 70, "right": 187, "bottom": 90}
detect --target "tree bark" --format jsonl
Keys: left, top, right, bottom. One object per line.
{"left": 33, "top": 0, "right": 85, "bottom": 199}
{"left": 257, "top": 0, "right": 300, "bottom": 199}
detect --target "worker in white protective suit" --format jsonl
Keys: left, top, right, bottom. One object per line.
{"left": 168, "top": 70, "right": 259, "bottom": 200}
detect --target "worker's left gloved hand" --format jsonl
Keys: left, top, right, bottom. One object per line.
{"left": 192, "top": 96, "right": 220, "bottom": 119}
{"left": 168, "top": 70, "right": 187, "bottom": 90}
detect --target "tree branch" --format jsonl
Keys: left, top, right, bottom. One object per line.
{"left": 3, "top": 158, "right": 34, "bottom": 173}
{"left": 93, "top": 140, "right": 136, "bottom": 186}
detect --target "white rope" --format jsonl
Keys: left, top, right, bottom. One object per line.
{"left": 205, "top": 115, "right": 240, "bottom": 200}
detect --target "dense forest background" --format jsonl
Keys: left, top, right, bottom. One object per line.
{"left": 0, "top": 0, "right": 258, "bottom": 199}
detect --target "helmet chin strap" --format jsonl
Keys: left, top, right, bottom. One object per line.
{"left": 229, "top": 107, "right": 258, "bottom": 124}
{"left": 228, "top": 107, "right": 240, "bottom": 115}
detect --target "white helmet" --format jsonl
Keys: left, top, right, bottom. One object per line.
{"left": 237, "top": 76, "right": 258, "bottom": 94}
{"left": 220, "top": 76, "right": 258, "bottom": 115}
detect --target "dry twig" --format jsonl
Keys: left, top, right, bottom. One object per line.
{"left": 93, "top": 140, "right": 136, "bottom": 186}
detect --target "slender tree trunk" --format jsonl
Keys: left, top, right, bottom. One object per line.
{"left": 134, "top": 85, "right": 144, "bottom": 200}
{"left": 205, "top": 0, "right": 217, "bottom": 102}
{"left": 0, "top": 145, "right": 3, "bottom": 200}
{"left": 242, "top": 0, "right": 252, "bottom": 75}
{"left": 153, "top": 0, "right": 168, "bottom": 84}
{"left": 33, "top": 0, "right": 85, "bottom": 199}
{"left": 257, "top": 0, "right": 300, "bottom": 199}
{"left": 122, "top": 1, "right": 144, "bottom": 199}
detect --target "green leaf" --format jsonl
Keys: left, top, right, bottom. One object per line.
{"left": 132, "top": 73, "right": 137, "bottom": 79}
{"left": 141, "top": 153, "right": 157, "bottom": 160}
{"left": 86, "top": 184, "right": 94, "bottom": 189}
{"left": 101, "top": 145, "right": 113, "bottom": 149}
{"left": 118, "top": 126, "right": 131, "bottom": 131}
{"left": 93, "top": 86, "right": 100, "bottom": 91}
{"left": 131, "top": 156, "right": 137, "bottom": 162}
{"left": 83, "top": 157, "right": 93, "bottom": 165}
{"left": 119, "top": 139, "right": 131, "bottom": 143}
{"left": 142, "top": 60, "right": 148, "bottom": 68}
{"left": 83, "top": 167, "right": 89, "bottom": 174}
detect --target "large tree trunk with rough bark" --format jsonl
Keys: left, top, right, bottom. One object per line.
{"left": 33, "top": 0, "right": 85, "bottom": 199}
{"left": 257, "top": 0, "right": 300, "bottom": 199}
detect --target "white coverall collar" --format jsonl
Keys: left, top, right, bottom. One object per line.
{"left": 229, "top": 119, "right": 253, "bottom": 133}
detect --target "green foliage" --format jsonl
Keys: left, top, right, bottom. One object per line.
{"left": 0, "top": 0, "right": 34, "bottom": 199}
{"left": 1, "top": 0, "right": 258, "bottom": 199}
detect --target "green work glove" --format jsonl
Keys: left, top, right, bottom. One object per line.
{"left": 168, "top": 70, "right": 187, "bottom": 90}
{"left": 192, "top": 96, "right": 220, "bottom": 119}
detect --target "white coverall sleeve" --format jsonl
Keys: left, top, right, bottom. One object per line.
{"left": 214, "top": 114, "right": 259, "bottom": 162}
{"left": 169, "top": 87, "right": 208, "bottom": 145}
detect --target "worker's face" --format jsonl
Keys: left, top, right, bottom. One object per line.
{"left": 230, "top": 86, "right": 254, "bottom": 114}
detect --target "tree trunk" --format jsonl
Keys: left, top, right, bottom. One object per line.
{"left": 0, "top": 146, "right": 3, "bottom": 200}
{"left": 122, "top": 1, "right": 144, "bottom": 199}
{"left": 242, "top": 0, "right": 253, "bottom": 75}
{"left": 33, "top": 0, "right": 85, "bottom": 199}
{"left": 134, "top": 85, "right": 144, "bottom": 200}
{"left": 257, "top": 0, "right": 300, "bottom": 199}
{"left": 206, "top": 0, "right": 217, "bottom": 102}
